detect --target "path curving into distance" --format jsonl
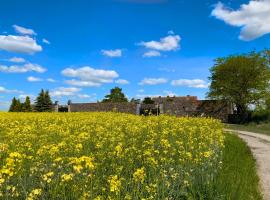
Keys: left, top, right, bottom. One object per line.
{"left": 225, "top": 129, "right": 270, "bottom": 200}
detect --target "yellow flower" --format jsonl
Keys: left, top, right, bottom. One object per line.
{"left": 61, "top": 173, "right": 73, "bottom": 182}
{"left": 133, "top": 167, "right": 146, "bottom": 183}
{"left": 42, "top": 172, "right": 54, "bottom": 183}
{"left": 27, "top": 188, "right": 42, "bottom": 200}
{"left": 108, "top": 175, "right": 121, "bottom": 193}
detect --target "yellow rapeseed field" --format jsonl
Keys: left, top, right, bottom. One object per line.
{"left": 0, "top": 112, "right": 224, "bottom": 199}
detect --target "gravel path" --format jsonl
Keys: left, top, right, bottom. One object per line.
{"left": 225, "top": 129, "right": 270, "bottom": 200}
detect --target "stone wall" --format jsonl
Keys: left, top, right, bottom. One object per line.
{"left": 67, "top": 97, "right": 233, "bottom": 122}
{"left": 195, "top": 100, "right": 233, "bottom": 122}
{"left": 69, "top": 102, "right": 137, "bottom": 114}
{"left": 162, "top": 99, "right": 198, "bottom": 116}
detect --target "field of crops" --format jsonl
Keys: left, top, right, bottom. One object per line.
{"left": 0, "top": 113, "right": 224, "bottom": 199}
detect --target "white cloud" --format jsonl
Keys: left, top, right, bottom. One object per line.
{"left": 163, "top": 90, "right": 177, "bottom": 96}
{"left": 42, "top": 38, "right": 50, "bottom": 44}
{"left": 143, "top": 50, "right": 161, "bottom": 57}
{"left": 139, "top": 34, "right": 181, "bottom": 51}
{"left": 139, "top": 78, "right": 167, "bottom": 85}
{"left": 0, "top": 86, "right": 22, "bottom": 94}
{"left": 50, "top": 87, "right": 91, "bottom": 99}
{"left": 62, "top": 66, "right": 119, "bottom": 87}
{"left": 168, "top": 30, "right": 175, "bottom": 35}
{"left": 138, "top": 89, "right": 144, "bottom": 93}
{"left": 50, "top": 87, "right": 81, "bottom": 97}
{"left": 115, "top": 79, "right": 130, "bottom": 84}
{"left": 27, "top": 76, "right": 43, "bottom": 82}
{"left": 77, "top": 94, "right": 91, "bottom": 98}
{"left": 0, "top": 101, "right": 9, "bottom": 107}
{"left": 13, "top": 25, "right": 36, "bottom": 35}
{"left": 46, "top": 78, "right": 56, "bottom": 82}
{"left": 0, "top": 35, "right": 42, "bottom": 54}
{"left": 211, "top": 1, "right": 270, "bottom": 41}
{"left": 19, "top": 94, "right": 35, "bottom": 101}
{"left": 0, "top": 63, "right": 46, "bottom": 73}
{"left": 9, "top": 57, "right": 25, "bottom": 63}
{"left": 171, "top": 79, "right": 209, "bottom": 88}
{"left": 101, "top": 49, "right": 122, "bottom": 57}
{"left": 135, "top": 94, "right": 161, "bottom": 99}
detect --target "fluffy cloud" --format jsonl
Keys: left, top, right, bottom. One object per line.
{"left": 19, "top": 94, "right": 35, "bottom": 101}
{"left": 115, "top": 79, "right": 130, "bottom": 85}
{"left": 62, "top": 66, "right": 119, "bottom": 87}
{"left": 139, "top": 78, "right": 167, "bottom": 85}
{"left": 211, "top": 1, "right": 270, "bottom": 41}
{"left": 50, "top": 87, "right": 91, "bottom": 99}
{"left": 0, "top": 86, "right": 22, "bottom": 94}
{"left": 171, "top": 79, "right": 209, "bottom": 88}
{"left": 0, "top": 63, "right": 46, "bottom": 73}
{"left": 135, "top": 94, "right": 161, "bottom": 99}
{"left": 101, "top": 49, "right": 122, "bottom": 57}
{"left": 46, "top": 78, "right": 56, "bottom": 82}
{"left": 42, "top": 38, "right": 50, "bottom": 44}
{"left": 163, "top": 90, "right": 177, "bottom": 96}
{"left": 139, "top": 34, "right": 181, "bottom": 51}
{"left": 27, "top": 76, "right": 43, "bottom": 82}
{"left": 9, "top": 57, "right": 25, "bottom": 63}
{"left": 13, "top": 25, "right": 36, "bottom": 35}
{"left": 143, "top": 50, "right": 161, "bottom": 58}
{"left": 0, "top": 35, "right": 42, "bottom": 54}
{"left": 50, "top": 87, "right": 81, "bottom": 97}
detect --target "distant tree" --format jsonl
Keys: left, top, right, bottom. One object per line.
{"left": 14, "top": 99, "right": 22, "bottom": 112}
{"left": 142, "top": 97, "right": 154, "bottom": 104}
{"left": 130, "top": 98, "right": 141, "bottom": 104}
{"left": 35, "top": 89, "right": 53, "bottom": 112}
{"left": 208, "top": 51, "right": 270, "bottom": 116}
{"left": 22, "top": 96, "right": 32, "bottom": 112}
{"left": 102, "top": 87, "right": 128, "bottom": 103}
{"left": 9, "top": 97, "right": 18, "bottom": 112}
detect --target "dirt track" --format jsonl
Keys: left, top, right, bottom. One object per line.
{"left": 226, "top": 129, "right": 270, "bottom": 200}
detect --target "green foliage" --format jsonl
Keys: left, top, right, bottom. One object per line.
{"left": 34, "top": 89, "right": 53, "bottom": 112}
{"left": 227, "top": 123, "right": 270, "bottom": 136}
{"left": 208, "top": 51, "right": 270, "bottom": 116}
{"left": 9, "top": 97, "right": 22, "bottom": 112}
{"left": 208, "top": 133, "right": 262, "bottom": 200}
{"left": 130, "top": 98, "right": 141, "bottom": 104}
{"left": 102, "top": 87, "right": 128, "bottom": 103}
{"left": 142, "top": 97, "right": 154, "bottom": 104}
{"left": 22, "top": 96, "right": 32, "bottom": 112}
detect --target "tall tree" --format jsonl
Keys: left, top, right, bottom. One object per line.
{"left": 102, "top": 87, "right": 128, "bottom": 103}
{"left": 142, "top": 97, "right": 154, "bottom": 104}
{"left": 9, "top": 97, "right": 17, "bottom": 112}
{"left": 22, "top": 96, "right": 32, "bottom": 112}
{"left": 208, "top": 51, "right": 270, "bottom": 116}
{"left": 14, "top": 99, "right": 22, "bottom": 112}
{"left": 35, "top": 89, "right": 53, "bottom": 112}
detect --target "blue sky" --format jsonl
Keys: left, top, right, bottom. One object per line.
{"left": 0, "top": 0, "right": 270, "bottom": 110}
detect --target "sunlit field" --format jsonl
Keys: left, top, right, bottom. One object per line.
{"left": 0, "top": 113, "right": 224, "bottom": 199}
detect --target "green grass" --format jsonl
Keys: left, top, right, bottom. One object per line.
{"left": 226, "top": 123, "right": 270, "bottom": 135}
{"left": 210, "top": 133, "right": 262, "bottom": 200}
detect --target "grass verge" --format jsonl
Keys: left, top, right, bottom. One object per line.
{"left": 211, "top": 133, "right": 262, "bottom": 200}
{"left": 226, "top": 123, "right": 270, "bottom": 136}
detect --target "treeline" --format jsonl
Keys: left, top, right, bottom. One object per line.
{"left": 9, "top": 89, "right": 53, "bottom": 112}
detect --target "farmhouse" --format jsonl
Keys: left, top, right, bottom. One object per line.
{"left": 54, "top": 95, "right": 233, "bottom": 122}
